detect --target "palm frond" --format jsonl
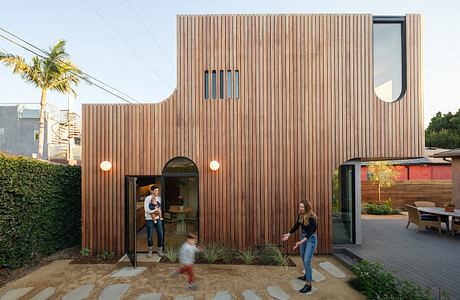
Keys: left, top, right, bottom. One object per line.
{"left": 0, "top": 52, "right": 42, "bottom": 87}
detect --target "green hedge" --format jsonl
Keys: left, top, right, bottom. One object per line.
{"left": 0, "top": 154, "right": 81, "bottom": 268}
{"left": 351, "top": 260, "right": 440, "bottom": 300}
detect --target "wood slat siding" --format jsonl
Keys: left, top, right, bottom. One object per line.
{"left": 362, "top": 180, "right": 452, "bottom": 209}
{"left": 82, "top": 14, "right": 424, "bottom": 254}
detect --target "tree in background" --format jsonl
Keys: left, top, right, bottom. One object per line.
{"left": 0, "top": 40, "right": 85, "bottom": 159}
{"left": 425, "top": 109, "right": 460, "bottom": 149}
{"left": 368, "top": 161, "right": 400, "bottom": 204}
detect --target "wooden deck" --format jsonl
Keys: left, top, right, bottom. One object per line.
{"left": 340, "top": 217, "right": 460, "bottom": 298}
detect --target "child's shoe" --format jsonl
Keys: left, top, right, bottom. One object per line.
{"left": 187, "top": 282, "right": 198, "bottom": 290}
{"left": 170, "top": 269, "right": 179, "bottom": 277}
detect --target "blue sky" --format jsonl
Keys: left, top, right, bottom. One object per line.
{"left": 0, "top": 0, "right": 459, "bottom": 127}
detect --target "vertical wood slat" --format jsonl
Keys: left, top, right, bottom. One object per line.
{"left": 81, "top": 14, "right": 424, "bottom": 255}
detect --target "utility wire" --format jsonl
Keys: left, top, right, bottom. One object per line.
{"left": 83, "top": 0, "right": 173, "bottom": 89}
{"left": 0, "top": 27, "right": 140, "bottom": 104}
{"left": 0, "top": 30, "right": 139, "bottom": 104}
{"left": 0, "top": 32, "right": 134, "bottom": 104}
{"left": 124, "top": 0, "right": 175, "bottom": 68}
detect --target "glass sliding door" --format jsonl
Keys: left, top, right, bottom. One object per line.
{"left": 332, "top": 165, "right": 356, "bottom": 244}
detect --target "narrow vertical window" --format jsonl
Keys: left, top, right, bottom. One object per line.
{"left": 212, "top": 70, "right": 217, "bottom": 99}
{"left": 373, "top": 17, "right": 406, "bottom": 102}
{"left": 204, "top": 70, "right": 209, "bottom": 99}
{"left": 234, "top": 70, "right": 239, "bottom": 99}
{"left": 227, "top": 70, "right": 232, "bottom": 98}
{"left": 219, "top": 70, "right": 224, "bottom": 99}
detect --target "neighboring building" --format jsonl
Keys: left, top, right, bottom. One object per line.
{"left": 361, "top": 148, "right": 452, "bottom": 181}
{"left": 82, "top": 14, "right": 424, "bottom": 264}
{"left": 0, "top": 102, "right": 81, "bottom": 163}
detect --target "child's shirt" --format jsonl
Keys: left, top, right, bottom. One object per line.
{"left": 179, "top": 242, "right": 199, "bottom": 265}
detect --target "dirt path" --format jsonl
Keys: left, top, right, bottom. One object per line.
{"left": 0, "top": 255, "right": 364, "bottom": 299}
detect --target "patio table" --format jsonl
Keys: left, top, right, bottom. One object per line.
{"left": 417, "top": 207, "right": 460, "bottom": 235}
{"left": 169, "top": 206, "right": 192, "bottom": 233}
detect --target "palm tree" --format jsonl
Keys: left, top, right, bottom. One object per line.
{"left": 0, "top": 40, "right": 85, "bottom": 159}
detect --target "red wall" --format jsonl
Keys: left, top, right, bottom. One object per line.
{"left": 361, "top": 165, "right": 452, "bottom": 181}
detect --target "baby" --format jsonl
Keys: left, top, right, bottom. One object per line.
{"left": 149, "top": 198, "right": 163, "bottom": 224}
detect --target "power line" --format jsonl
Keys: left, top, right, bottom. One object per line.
{"left": 0, "top": 29, "right": 140, "bottom": 104}
{"left": 0, "top": 32, "right": 134, "bottom": 104}
{"left": 0, "top": 27, "right": 141, "bottom": 104}
{"left": 83, "top": 0, "right": 173, "bottom": 89}
{"left": 124, "top": 0, "right": 175, "bottom": 68}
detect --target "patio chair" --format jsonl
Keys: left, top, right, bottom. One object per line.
{"left": 414, "top": 201, "right": 435, "bottom": 207}
{"left": 414, "top": 201, "right": 450, "bottom": 231}
{"left": 452, "top": 217, "right": 460, "bottom": 237}
{"left": 405, "top": 204, "right": 442, "bottom": 234}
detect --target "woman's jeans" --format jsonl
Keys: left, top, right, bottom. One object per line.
{"left": 146, "top": 219, "right": 164, "bottom": 248}
{"left": 299, "top": 233, "right": 317, "bottom": 282}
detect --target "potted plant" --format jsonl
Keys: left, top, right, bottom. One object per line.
{"left": 444, "top": 201, "right": 455, "bottom": 212}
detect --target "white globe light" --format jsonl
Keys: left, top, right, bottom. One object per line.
{"left": 100, "top": 161, "right": 112, "bottom": 171}
{"left": 209, "top": 160, "right": 220, "bottom": 171}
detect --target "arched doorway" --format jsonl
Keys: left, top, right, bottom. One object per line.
{"left": 161, "top": 157, "right": 199, "bottom": 249}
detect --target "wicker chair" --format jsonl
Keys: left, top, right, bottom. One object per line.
{"left": 413, "top": 201, "right": 450, "bottom": 231}
{"left": 414, "top": 201, "right": 435, "bottom": 207}
{"left": 405, "top": 204, "right": 442, "bottom": 234}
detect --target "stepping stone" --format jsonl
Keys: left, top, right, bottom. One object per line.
{"left": 98, "top": 284, "right": 131, "bottom": 300}
{"left": 137, "top": 293, "right": 162, "bottom": 300}
{"left": 111, "top": 267, "right": 146, "bottom": 277}
{"left": 302, "top": 268, "right": 326, "bottom": 282}
{"left": 62, "top": 284, "right": 95, "bottom": 300}
{"left": 242, "top": 290, "right": 262, "bottom": 300}
{"left": 174, "top": 297, "right": 193, "bottom": 300}
{"left": 267, "top": 286, "right": 290, "bottom": 300}
{"left": 30, "top": 287, "right": 56, "bottom": 300}
{"left": 0, "top": 287, "right": 33, "bottom": 300}
{"left": 212, "top": 291, "right": 233, "bottom": 300}
{"left": 290, "top": 279, "right": 318, "bottom": 295}
{"left": 319, "top": 261, "right": 346, "bottom": 279}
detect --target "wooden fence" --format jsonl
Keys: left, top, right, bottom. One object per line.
{"left": 362, "top": 180, "right": 452, "bottom": 208}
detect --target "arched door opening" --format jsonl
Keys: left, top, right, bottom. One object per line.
{"left": 162, "top": 157, "right": 199, "bottom": 249}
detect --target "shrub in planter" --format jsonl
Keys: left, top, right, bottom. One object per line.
{"left": 80, "top": 248, "right": 90, "bottom": 257}
{"left": 238, "top": 248, "right": 256, "bottom": 265}
{"left": 164, "top": 247, "right": 178, "bottom": 263}
{"left": 97, "top": 250, "right": 115, "bottom": 261}
{"left": 221, "top": 245, "right": 237, "bottom": 264}
{"left": 363, "top": 200, "right": 398, "bottom": 215}
{"left": 351, "top": 260, "right": 438, "bottom": 300}
{"left": 199, "top": 243, "right": 225, "bottom": 263}
{"left": 257, "top": 243, "right": 288, "bottom": 267}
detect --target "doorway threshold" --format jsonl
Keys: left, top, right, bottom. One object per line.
{"left": 119, "top": 253, "right": 161, "bottom": 263}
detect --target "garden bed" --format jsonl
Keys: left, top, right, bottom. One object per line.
{"left": 70, "top": 249, "right": 121, "bottom": 265}
{"left": 160, "top": 256, "right": 296, "bottom": 266}
{"left": 160, "top": 243, "right": 296, "bottom": 267}
{"left": 70, "top": 256, "right": 121, "bottom": 265}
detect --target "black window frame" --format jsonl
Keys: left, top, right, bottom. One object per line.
{"left": 219, "top": 70, "right": 224, "bottom": 99}
{"left": 234, "top": 70, "right": 239, "bottom": 99}
{"left": 211, "top": 70, "right": 217, "bottom": 99}
{"left": 204, "top": 70, "right": 209, "bottom": 99}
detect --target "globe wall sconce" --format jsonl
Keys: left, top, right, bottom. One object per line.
{"left": 100, "top": 161, "right": 112, "bottom": 171}
{"left": 209, "top": 160, "right": 220, "bottom": 171}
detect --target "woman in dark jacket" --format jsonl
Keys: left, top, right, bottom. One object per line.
{"left": 282, "top": 199, "right": 317, "bottom": 293}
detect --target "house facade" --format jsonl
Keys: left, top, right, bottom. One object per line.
{"left": 81, "top": 14, "right": 424, "bottom": 260}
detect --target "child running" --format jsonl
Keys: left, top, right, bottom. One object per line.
{"left": 172, "top": 232, "right": 201, "bottom": 290}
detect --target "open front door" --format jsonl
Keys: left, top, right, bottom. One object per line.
{"left": 125, "top": 176, "right": 137, "bottom": 267}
